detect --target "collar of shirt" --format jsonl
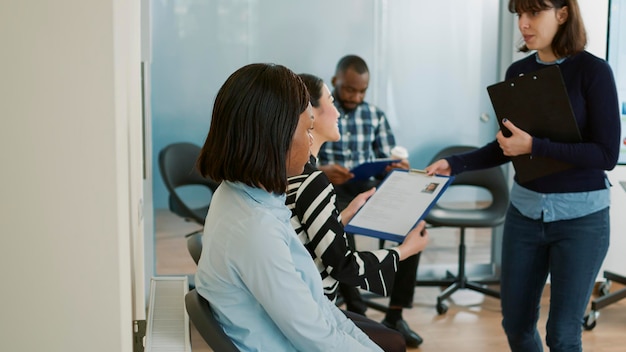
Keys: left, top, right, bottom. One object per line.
{"left": 227, "top": 181, "right": 290, "bottom": 219}
{"left": 535, "top": 52, "right": 568, "bottom": 65}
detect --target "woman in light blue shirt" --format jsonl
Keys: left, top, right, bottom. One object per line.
{"left": 194, "top": 63, "right": 383, "bottom": 351}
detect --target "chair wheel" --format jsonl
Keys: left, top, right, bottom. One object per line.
{"left": 436, "top": 303, "right": 448, "bottom": 315}
{"left": 598, "top": 281, "right": 611, "bottom": 297}
{"left": 583, "top": 313, "right": 597, "bottom": 331}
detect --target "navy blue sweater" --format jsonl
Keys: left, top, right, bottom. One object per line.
{"left": 447, "top": 51, "right": 621, "bottom": 193}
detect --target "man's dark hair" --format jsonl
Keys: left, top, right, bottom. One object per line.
{"left": 197, "top": 63, "right": 309, "bottom": 193}
{"left": 335, "top": 54, "right": 369, "bottom": 75}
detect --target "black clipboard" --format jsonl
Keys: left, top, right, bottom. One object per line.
{"left": 487, "top": 65, "right": 581, "bottom": 183}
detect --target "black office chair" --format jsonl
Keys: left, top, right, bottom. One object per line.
{"left": 583, "top": 271, "right": 626, "bottom": 330}
{"left": 158, "top": 142, "right": 219, "bottom": 234}
{"left": 185, "top": 289, "right": 240, "bottom": 352}
{"left": 186, "top": 231, "right": 203, "bottom": 265}
{"left": 419, "top": 145, "right": 510, "bottom": 314}
{"left": 582, "top": 180, "right": 626, "bottom": 330}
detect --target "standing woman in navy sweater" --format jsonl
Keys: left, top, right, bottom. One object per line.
{"left": 425, "top": 0, "right": 620, "bottom": 351}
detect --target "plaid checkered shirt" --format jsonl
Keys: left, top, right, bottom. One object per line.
{"left": 317, "top": 98, "right": 396, "bottom": 170}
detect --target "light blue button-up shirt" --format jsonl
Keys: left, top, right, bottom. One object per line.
{"left": 511, "top": 180, "right": 610, "bottom": 222}
{"left": 195, "top": 181, "right": 382, "bottom": 352}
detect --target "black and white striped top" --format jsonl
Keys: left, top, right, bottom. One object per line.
{"left": 286, "top": 159, "right": 400, "bottom": 302}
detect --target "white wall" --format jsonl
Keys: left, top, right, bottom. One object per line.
{"left": 0, "top": 1, "right": 142, "bottom": 351}
{"left": 141, "top": 0, "right": 156, "bottom": 309}
{"left": 579, "top": 0, "right": 609, "bottom": 59}
{"left": 150, "top": 0, "right": 502, "bottom": 209}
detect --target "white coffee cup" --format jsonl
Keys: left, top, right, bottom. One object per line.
{"left": 390, "top": 146, "right": 409, "bottom": 160}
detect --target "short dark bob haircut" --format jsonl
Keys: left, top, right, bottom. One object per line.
{"left": 509, "top": 0, "right": 586, "bottom": 58}
{"left": 197, "top": 63, "right": 309, "bottom": 194}
{"left": 298, "top": 73, "right": 324, "bottom": 108}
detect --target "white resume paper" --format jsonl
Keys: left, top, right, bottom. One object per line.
{"left": 345, "top": 170, "right": 453, "bottom": 242}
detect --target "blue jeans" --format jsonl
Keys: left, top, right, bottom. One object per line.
{"left": 500, "top": 206, "right": 610, "bottom": 352}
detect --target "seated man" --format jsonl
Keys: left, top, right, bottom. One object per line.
{"left": 316, "top": 55, "right": 423, "bottom": 347}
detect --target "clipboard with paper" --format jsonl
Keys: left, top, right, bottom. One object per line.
{"left": 344, "top": 169, "right": 454, "bottom": 243}
{"left": 350, "top": 159, "right": 398, "bottom": 181}
{"left": 487, "top": 65, "right": 581, "bottom": 183}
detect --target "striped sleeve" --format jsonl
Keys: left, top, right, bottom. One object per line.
{"left": 287, "top": 168, "right": 400, "bottom": 300}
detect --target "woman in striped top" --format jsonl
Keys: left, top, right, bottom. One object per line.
{"left": 286, "top": 73, "right": 430, "bottom": 351}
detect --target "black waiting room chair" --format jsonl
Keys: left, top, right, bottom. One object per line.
{"left": 418, "top": 145, "right": 510, "bottom": 314}
{"left": 185, "top": 288, "right": 239, "bottom": 352}
{"left": 582, "top": 181, "right": 626, "bottom": 330}
{"left": 583, "top": 270, "right": 626, "bottom": 330}
{"left": 186, "top": 231, "right": 203, "bottom": 265}
{"left": 159, "top": 142, "right": 218, "bottom": 288}
{"left": 158, "top": 142, "right": 219, "bottom": 236}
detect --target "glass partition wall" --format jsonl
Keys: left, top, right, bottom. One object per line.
{"left": 608, "top": 0, "right": 626, "bottom": 164}
{"left": 150, "top": 0, "right": 503, "bottom": 281}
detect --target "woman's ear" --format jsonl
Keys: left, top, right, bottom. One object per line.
{"left": 557, "top": 6, "right": 569, "bottom": 25}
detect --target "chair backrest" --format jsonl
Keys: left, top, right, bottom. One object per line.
{"left": 186, "top": 231, "right": 203, "bottom": 265}
{"left": 158, "top": 142, "right": 220, "bottom": 225}
{"left": 185, "top": 289, "right": 240, "bottom": 352}
{"left": 425, "top": 145, "right": 510, "bottom": 228}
